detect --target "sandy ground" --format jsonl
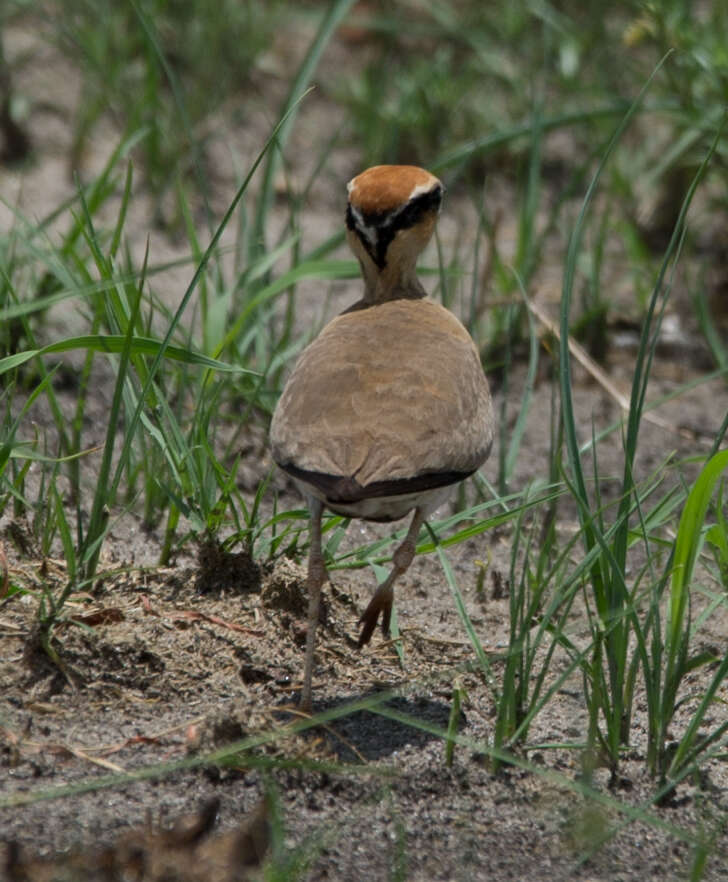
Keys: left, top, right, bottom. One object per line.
{"left": 2, "top": 14, "right": 728, "bottom": 882}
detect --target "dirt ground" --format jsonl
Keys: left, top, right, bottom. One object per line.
{"left": 5, "top": 362, "right": 728, "bottom": 880}
{"left": 2, "top": 17, "right": 728, "bottom": 882}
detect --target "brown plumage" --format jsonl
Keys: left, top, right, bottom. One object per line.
{"left": 270, "top": 165, "right": 493, "bottom": 709}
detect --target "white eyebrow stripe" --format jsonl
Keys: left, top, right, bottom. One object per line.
{"left": 349, "top": 203, "right": 378, "bottom": 246}
{"left": 407, "top": 179, "right": 437, "bottom": 201}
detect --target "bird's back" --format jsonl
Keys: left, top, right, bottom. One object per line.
{"left": 270, "top": 298, "right": 493, "bottom": 497}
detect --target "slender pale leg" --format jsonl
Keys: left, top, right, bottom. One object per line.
{"left": 358, "top": 507, "right": 425, "bottom": 648}
{"left": 300, "top": 497, "right": 325, "bottom": 711}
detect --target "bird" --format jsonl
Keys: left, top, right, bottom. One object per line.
{"left": 270, "top": 164, "right": 493, "bottom": 710}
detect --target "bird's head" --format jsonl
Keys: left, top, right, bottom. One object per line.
{"left": 345, "top": 166, "right": 443, "bottom": 292}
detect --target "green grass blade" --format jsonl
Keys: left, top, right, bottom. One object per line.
{"left": 560, "top": 55, "right": 670, "bottom": 527}
{"left": 0, "top": 336, "right": 251, "bottom": 377}
{"left": 429, "top": 525, "right": 495, "bottom": 689}
{"left": 668, "top": 449, "right": 728, "bottom": 658}
{"left": 103, "top": 97, "right": 308, "bottom": 515}
{"left": 251, "top": 0, "right": 356, "bottom": 256}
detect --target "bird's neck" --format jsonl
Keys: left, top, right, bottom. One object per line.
{"left": 356, "top": 256, "right": 426, "bottom": 308}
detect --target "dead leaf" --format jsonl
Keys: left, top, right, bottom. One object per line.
{"left": 69, "top": 607, "right": 126, "bottom": 627}
{"left": 139, "top": 596, "right": 262, "bottom": 637}
{"left": 3, "top": 796, "right": 271, "bottom": 881}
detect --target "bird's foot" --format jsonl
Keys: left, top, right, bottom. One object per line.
{"left": 357, "top": 582, "right": 393, "bottom": 647}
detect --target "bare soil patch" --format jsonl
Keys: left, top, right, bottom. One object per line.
{"left": 3, "top": 359, "right": 728, "bottom": 880}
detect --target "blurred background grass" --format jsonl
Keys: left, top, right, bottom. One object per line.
{"left": 3, "top": 0, "right": 727, "bottom": 355}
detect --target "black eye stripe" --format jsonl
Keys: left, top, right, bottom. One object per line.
{"left": 359, "top": 185, "right": 443, "bottom": 230}
{"left": 346, "top": 185, "right": 443, "bottom": 268}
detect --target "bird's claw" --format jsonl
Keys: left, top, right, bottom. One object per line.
{"left": 357, "top": 585, "right": 393, "bottom": 647}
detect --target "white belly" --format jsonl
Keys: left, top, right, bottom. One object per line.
{"left": 293, "top": 477, "right": 453, "bottom": 522}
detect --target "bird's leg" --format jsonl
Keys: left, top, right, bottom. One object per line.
{"left": 301, "top": 497, "right": 325, "bottom": 712}
{"left": 358, "top": 507, "right": 426, "bottom": 648}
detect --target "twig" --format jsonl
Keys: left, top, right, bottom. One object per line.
{"left": 526, "top": 296, "right": 686, "bottom": 436}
